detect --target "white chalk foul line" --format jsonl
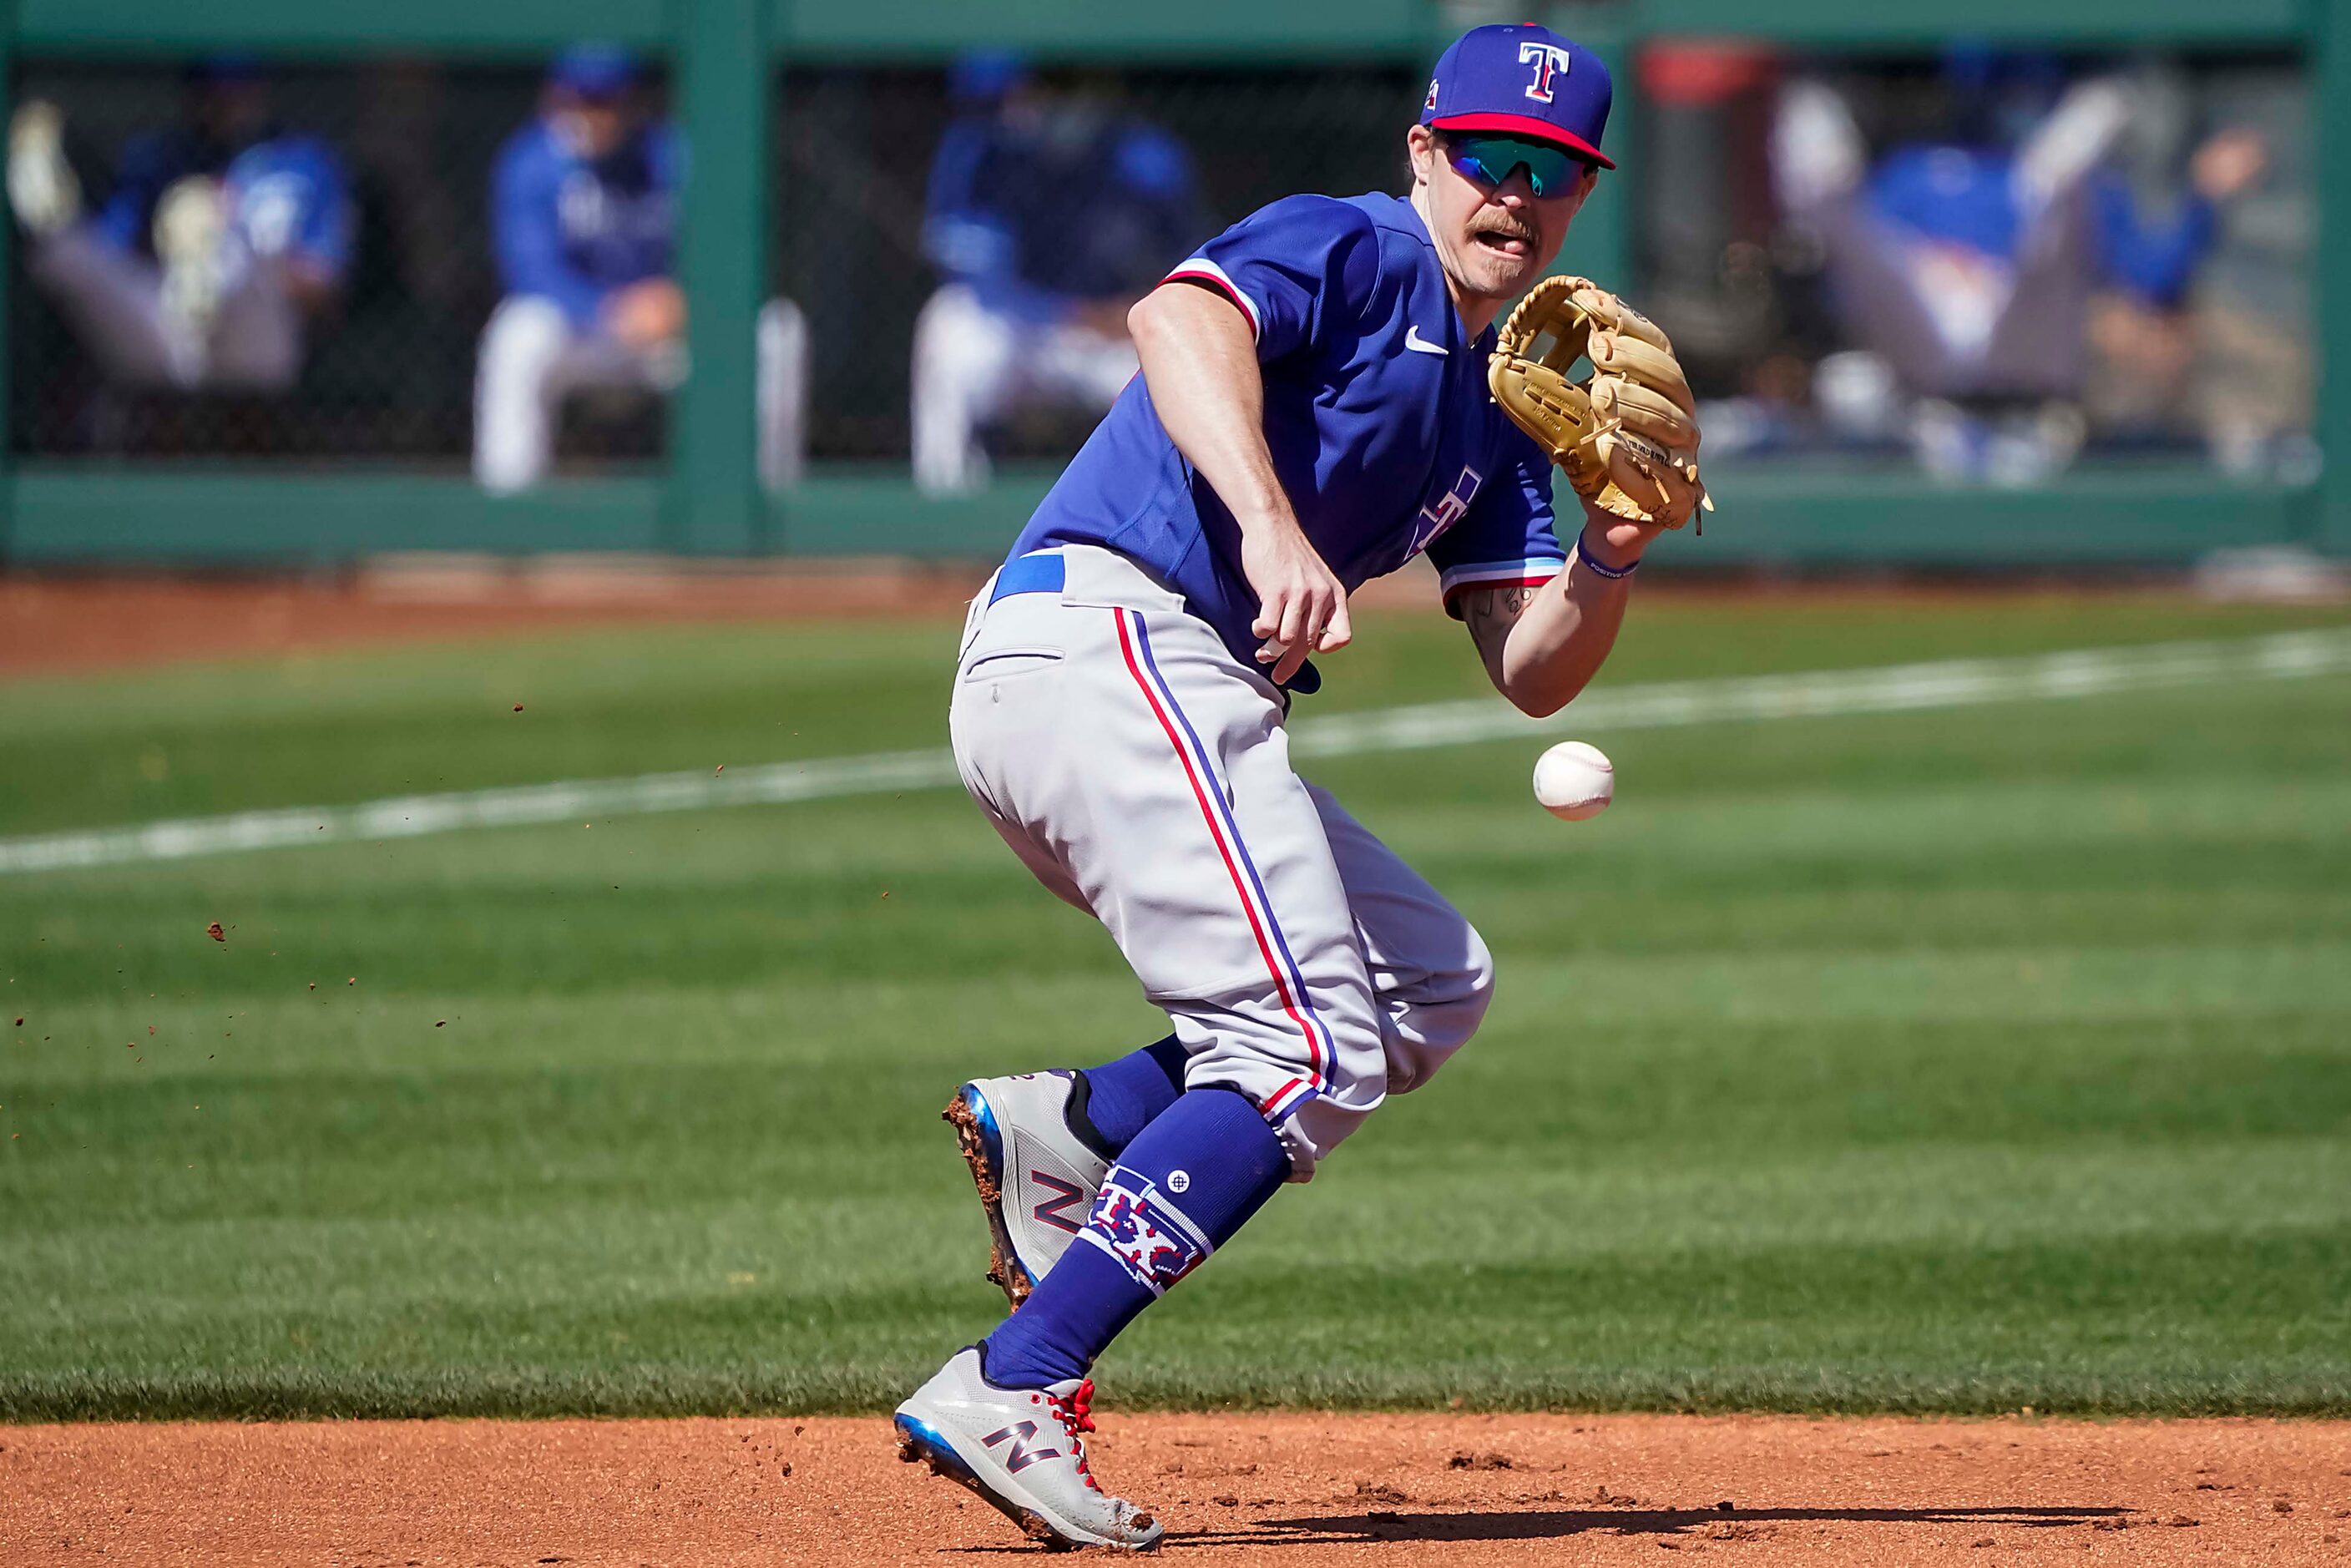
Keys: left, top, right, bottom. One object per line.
{"left": 3, "top": 628, "right": 2346, "bottom": 877}
{"left": 1292, "top": 625, "right": 2351, "bottom": 759}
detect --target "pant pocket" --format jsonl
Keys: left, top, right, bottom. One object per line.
{"left": 960, "top": 646, "right": 1065, "bottom": 683}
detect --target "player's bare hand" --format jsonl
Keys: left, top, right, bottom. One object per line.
{"left": 1243, "top": 520, "right": 1351, "bottom": 685}
{"left": 606, "top": 279, "right": 686, "bottom": 348}
{"left": 2191, "top": 128, "right": 2267, "bottom": 203}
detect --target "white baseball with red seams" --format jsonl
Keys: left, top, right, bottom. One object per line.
{"left": 1533, "top": 739, "right": 1614, "bottom": 820}
{"left": 948, "top": 544, "right": 1496, "bottom": 1181}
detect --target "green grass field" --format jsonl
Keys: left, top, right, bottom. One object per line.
{"left": 3, "top": 594, "right": 2348, "bottom": 1421}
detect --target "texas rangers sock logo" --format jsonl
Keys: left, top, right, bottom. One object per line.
{"left": 1520, "top": 42, "right": 1574, "bottom": 104}
{"left": 1081, "top": 1169, "right": 1210, "bottom": 1294}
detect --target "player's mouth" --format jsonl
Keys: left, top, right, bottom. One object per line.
{"left": 1469, "top": 225, "right": 1535, "bottom": 258}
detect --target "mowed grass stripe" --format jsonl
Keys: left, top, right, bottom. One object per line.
{"left": 3, "top": 603, "right": 2345, "bottom": 1419}
{"left": 3, "top": 627, "right": 2345, "bottom": 877}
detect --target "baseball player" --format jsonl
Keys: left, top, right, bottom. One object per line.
{"left": 912, "top": 53, "right": 1206, "bottom": 493}
{"left": 7, "top": 58, "right": 354, "bottom": 393}
{"left": 893, "top": 23, "right": 1707, "bottom": 1550}
{"left": 473, "top": 45, "right": 807, "bottom": 492}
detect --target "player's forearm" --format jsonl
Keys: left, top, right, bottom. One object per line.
{"left": 1495, "top": 529, "right": 1643, "bottom": 717}
{"left": 1129, "top": 285, "right": 1294, "bottom": 532}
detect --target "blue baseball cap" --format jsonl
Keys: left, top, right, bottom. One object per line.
{"left": 1420, "top": 23, "right": 1614, "bottom": 170}
{"left": 949, "top": 48, "right": 1031, "bottom": 105}
{"left": 549, "top": 43, "right": 641, "bottom": 101}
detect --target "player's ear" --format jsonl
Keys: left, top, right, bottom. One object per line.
{"left": 1406, "top": 124, "right": 1437, "bottom": 188}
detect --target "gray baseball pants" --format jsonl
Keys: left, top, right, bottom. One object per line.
{"left": 948, "top": 544, "right": 1494, "bottom": 1179}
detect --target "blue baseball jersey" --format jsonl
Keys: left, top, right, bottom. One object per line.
{"left": 491, "top": 119, "right": 682, "bottom": 329}
{"left": 95, "top": 130, "right": 353, "bottom": 276}
{"left": 221, "top": 139, "right": 353, "bottom": 272}
{"left": 1007, "top": 192, "right": 1565, "bottom": 693}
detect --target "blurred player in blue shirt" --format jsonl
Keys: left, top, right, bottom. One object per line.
{"left": 913, "top": 52, "right": 1208, "bottom": 492}
{"left": 473, "top": 45, "right": 807, "bottom": 492}
{"left": 7, "top": 57, "right": 353, "bottom": 391}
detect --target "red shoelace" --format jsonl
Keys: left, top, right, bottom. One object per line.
{"left": 1049, "top": 1379, "right": 1100, "bottom": 1490}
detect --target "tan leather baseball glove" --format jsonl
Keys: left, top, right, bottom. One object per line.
{"left": 1488, "top": 275, "right": 1712, "bottom": 530}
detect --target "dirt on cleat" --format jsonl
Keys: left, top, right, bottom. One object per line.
{"left": 942, "top": 1092, "right": 1034, "bottom": 1309}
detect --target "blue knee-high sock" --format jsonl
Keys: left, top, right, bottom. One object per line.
{"left": 1067, "top": 1034, "right": 1188, "bottom": 1156}
{"left": 983, "top": 1087, "right": 1288, "bottom": 1388}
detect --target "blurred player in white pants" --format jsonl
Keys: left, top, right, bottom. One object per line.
{"left": 7, "top": 58, "right": 353, "bottom": 393}
{"left": 474, "top": 45, "right": 806, "bottom": 493}
{"left": 912, "top": 53, "right": 1205, "bottom": 493}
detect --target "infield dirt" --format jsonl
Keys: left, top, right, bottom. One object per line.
{"left": 5, "top": 1413, "right": 2347, "bottom": 1566}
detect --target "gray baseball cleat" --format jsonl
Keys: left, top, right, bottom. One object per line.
{"left": 943, "top": 1072, "right": 1111, "bottom": 1308}
{"left": 895, "top": 1345, "right": 1163, "bottom": 1550}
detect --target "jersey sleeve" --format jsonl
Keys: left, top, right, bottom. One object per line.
{"left": 1160, "top": 195, "right": 1381, "bottom": 362}
{"left": 1426, "top": 427, "right": 1567, "bottom": 616}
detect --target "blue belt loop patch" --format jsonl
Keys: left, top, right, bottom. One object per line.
{"left": 988, "top": 552, "right": 1068, "bottom": 605}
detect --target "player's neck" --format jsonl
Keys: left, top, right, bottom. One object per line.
{"left": 1409, "top": 185, "right": 1506, "bottom": 337}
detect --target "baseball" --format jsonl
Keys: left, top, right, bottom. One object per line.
{"left": 1532, "top": 740, "right": 1615, "bottom": 821}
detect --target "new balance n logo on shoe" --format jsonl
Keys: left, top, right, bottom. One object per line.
{"left": 982, "top": 1420, "right": 1061, "bottom": 1474}
{"left": 1030, "top": 1171, "right": 1089, "bottom": 1235}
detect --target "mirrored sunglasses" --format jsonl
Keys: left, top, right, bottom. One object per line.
{"left": 1443, "top": 134, "right": 1585, "bottom": 198}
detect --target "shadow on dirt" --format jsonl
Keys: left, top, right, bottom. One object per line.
{"left": 1189, "top": 1502, "right": 2131, "bottom": 1545}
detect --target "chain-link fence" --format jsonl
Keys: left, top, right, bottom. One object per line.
{"left": 13, "top": 48, "right": 2312, "bottom": 484}
{"left": 10, "top": 56, "right": 1422, "bottom": 473}
{"left": 774, "top": 63, "right": 1421, "bottom": 463}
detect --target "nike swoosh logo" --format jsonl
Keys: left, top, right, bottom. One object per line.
{"left": 1403, "top": 326, "right": 1448, "bottom": 356}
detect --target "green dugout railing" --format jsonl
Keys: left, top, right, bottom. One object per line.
{"left": 1, "top": 0, "right": 2342, "bottom": 565}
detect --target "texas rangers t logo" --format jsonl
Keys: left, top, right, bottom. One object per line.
{"left": 1412, "top": 466, "right": 1484, "bottom": 554}
{"left": 1519, "top": 41, "right": 1574, "bottom": 104}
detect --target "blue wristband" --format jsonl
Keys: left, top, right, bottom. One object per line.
{"left": 1575, "top": 532, "right": 1640, "bottom": 580}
